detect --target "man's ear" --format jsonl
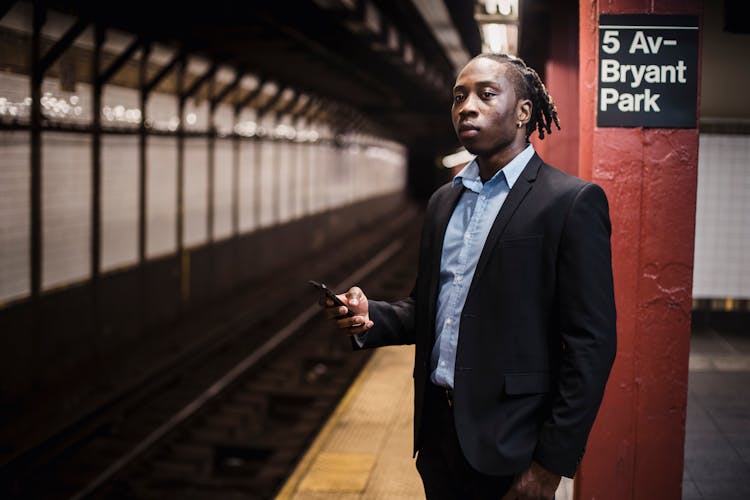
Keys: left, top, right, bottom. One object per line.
{"left": 517, "top": 99, "right": 532, "bottom": 125}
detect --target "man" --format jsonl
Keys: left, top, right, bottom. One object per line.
{"left": 324, "top": 53, "right": 616, "bottom": 499}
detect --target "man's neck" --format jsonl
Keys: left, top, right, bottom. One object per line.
{"left": 476, "top": 142, "right": 529, "bottom": 182}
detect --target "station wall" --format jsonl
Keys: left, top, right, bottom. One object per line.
{"left": 0, "top": 3, "right": 410, "bottom": 398}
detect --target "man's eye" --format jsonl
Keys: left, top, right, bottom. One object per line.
{"left": 454, "top": 94, "right": 465, "bottom": 103}
{"left": 482, "top": 91, "right": 496, "bottom": 99}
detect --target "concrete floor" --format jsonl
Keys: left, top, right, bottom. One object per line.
{"left": 683, "top": 327, "right": 750, "bottom": 500}
{"left": 277, "top": 324, "right": 750, "bottom": 500}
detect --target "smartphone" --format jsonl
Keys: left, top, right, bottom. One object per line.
{"left": 308, "top": 280, "right": 355, "bottom": 318}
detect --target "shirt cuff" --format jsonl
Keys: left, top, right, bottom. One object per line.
{"left": 353, "top": 331, "right": 368, "bottom": 348}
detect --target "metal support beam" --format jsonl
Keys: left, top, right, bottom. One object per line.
{"left": 181, "top": 62, "right": 218, "bottom": 100}
{"left": 234, "top": 78, "right": 266, "bottom": 114}
{"left": 38, "top": 17, "right": 88, "bottom": 75}
{"left": 350, "top": 113, "right": 366, "bottom": 132}
{"left": 257, "top": 5, "right": 394, "bottom": 101}
{"left": 138, "top": 42, "right": 150, "bottom": 264}
{"left": 277, "top": 90, "right": 301, "bottom": 117}
{"left": 328, "top": 102, "right": 352, "bottom": 133}
{"left": 176, "top": 57, "right": 187, "bottom": 307}
{"left": 144, "top": 50, "right": 184, "bottom": 95}
{"left": 30, "top": 0, "right": 44, "bottom": 300}
{"left": 309, "top": 98, "right": 328, "bottom": 122}
{"left": 231, "top": 75, "right": 260, "bottom": 239}
{"left": 293, "top": 96, "right": 317, "bottom": 122}
{"left": 206, "top": 71, "right": 216, "bottom": 241}
{"left": 302, "top": 135, "right": 312, "bottom": 214}
{"left": 29, "top": 0, "right": 44, "bottom": 390}
{"left": 137, "top": 41, "right": 150, "bottom": 333}
{"left": 294, "top": 99, "right": 316, "bottom": 227}
{"left": 97, "top": 37, "right": 143, "bottom": 86}
{"left": 348, "top": 109, "right": 365, "bottom": 131}
{"left": 91, "top": 24, "right": 104, "bottom": 332}
{"left": 211, "top": 69, "right": 244, "bottom": 110}
{"left": 279, "top": 91, "right": 302, "bottom": 219}
{"left": 255, "top": 85, "right": 286, "bottom": 224}
{"left": 257, "top": 85, "right": 288, "bottom": 118}
{"left": 231, "top": 125, "right": 240, "bottom": 238}
{"left": 253, "top": 129, "right": 263, "bottom": 228}
{"left": 289, "top": 137, "right": 298, "bottom": 219}
{"left": 0, "top": 0, "right": 18, "bottom": 22}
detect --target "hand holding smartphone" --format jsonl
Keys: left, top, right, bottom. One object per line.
{"left": 308, "top": 280, "right": 355, "bottom": 319}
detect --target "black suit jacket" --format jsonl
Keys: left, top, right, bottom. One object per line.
{"left": 359, "top": 153, "right": 616, "bottom": 478}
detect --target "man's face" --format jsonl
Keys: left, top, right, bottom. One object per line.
{"left": 451, "top": 58, "right": 525, "bottom": 157}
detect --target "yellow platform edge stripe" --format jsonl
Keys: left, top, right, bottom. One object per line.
{"left": 275, "top": 350, "right": 379, "bottom": 499}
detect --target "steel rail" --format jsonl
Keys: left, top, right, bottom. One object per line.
{"left": 70, "top": 238, "right": 404, "bottom": 499}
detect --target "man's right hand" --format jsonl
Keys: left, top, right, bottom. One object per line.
{"left": 324, "top": 286, "right": 373, "bottom": 336}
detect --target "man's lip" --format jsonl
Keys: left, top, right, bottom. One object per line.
{"left": 458, "top": 124, "right": 479, "bottom": 139}
{"left": 458, "top": 123, "right": 478, "bottom": 132}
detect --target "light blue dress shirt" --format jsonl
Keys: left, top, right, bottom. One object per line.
{"left": 431, "top": 144, "right": 535, "bottom": 388}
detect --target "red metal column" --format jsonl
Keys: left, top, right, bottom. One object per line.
{"left": 530, "top": 0, "right": 579, "bottom": 175}
{"left": 576, "top": 1, "right": 702, "bottom": 499}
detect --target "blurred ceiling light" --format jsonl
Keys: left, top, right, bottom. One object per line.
{"left": 442, "top": 148, "right": 475, "bottom": 169}
{"left": 484, "top": 0, "right": 516, "bottom": 16}
{"left": 187, "top": 56, "right": 211, "bottom": 76}
{"left": 260, "top": 81, "right": 279, "bottom": 96}
{"left": 499, "top": 0, "right": 513, "bottom": 15}
{"left": 216, "top": 66, "right": 236, "bottom": 84}
{"left": 476, "top": 0, "right": 519, "bottom": 55}
{"left": 482, "top": 0, "right": 518, "bottom": 17}
{"left": 240, "top": 74, "right": 260, "bottom": 91}
{"left": 483, "top": 23, "right": 507, "bottom": 53}
{"left": 411, "top": 0, "right": 470, "bottom": 72}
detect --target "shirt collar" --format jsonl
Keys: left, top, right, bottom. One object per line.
{"left": 452, "top": 144, "right": 535, "bottom": 193}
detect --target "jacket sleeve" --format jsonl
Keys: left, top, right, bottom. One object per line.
{"left": 533, "top": 183, "right": 617, "bottom": 478}
{"left": 352, "top": 287, "right": 417, "bottom": 349}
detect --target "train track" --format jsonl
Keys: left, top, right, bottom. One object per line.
{"left": 1, "top": 207, "right": 421, "bottom": 499}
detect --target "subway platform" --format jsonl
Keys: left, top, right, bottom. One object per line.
{"left": 276, "top": 325, "right": 750, "bottom": 500}
{"left": 683, "top": 325, "right": 750, "bottom": 500}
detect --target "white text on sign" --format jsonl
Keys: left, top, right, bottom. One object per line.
{"left": 599, "top": 30, "right": 687, "bottom": 113}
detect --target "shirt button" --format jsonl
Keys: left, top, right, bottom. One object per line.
{"left": 456, "top": 276, "right": 462, "bottom": 283}
{"left": 446, "top": 318, "right": 452, "bottom": 325}
{"left": 440, "top": 361, "right": 446, "bottom": 367}
{"left": 480, "top": 195, "right": 486, "bottom": 200}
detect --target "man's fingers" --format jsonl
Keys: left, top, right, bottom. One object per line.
{"left": 325, "top": 305, "right": 349, "bottom": 320}
{"left": 345, "top": 286, "right": 364, "bottom": 307}
{"left": 346, "top": 320, "right": 374, "bottom": 336}
{"left": 334, "top": 316, "right": 374, "bottom": 335}
{"left": 335, "top": 316, "right": 370, "bottom": 329}
{"left": 316, "top": 284, "right": 371, "bottom": 335}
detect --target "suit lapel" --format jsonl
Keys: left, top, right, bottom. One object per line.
{"left": 468, "top": 154, "right": 543, "bottom": 295}
{"left": 426, "top": 183, "right": 465, "bottom": 336}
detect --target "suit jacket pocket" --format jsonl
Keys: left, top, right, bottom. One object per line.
{"left": 504, "top": 371, "right": 551, "bottom": 396}
{"left": 496, "top": 234, "right": 543, "bottom": 248}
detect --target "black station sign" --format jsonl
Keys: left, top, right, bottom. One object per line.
{"left": 597, "top": 14, "right": 699, "bottom": 128}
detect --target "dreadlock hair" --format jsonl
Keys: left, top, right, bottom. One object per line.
{"left": 473, "top": 53, "right": 561, "bottom": 141}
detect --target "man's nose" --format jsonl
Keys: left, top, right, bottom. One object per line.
{"left": 458, "top": 94, "right": 478, "bottom": 117}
